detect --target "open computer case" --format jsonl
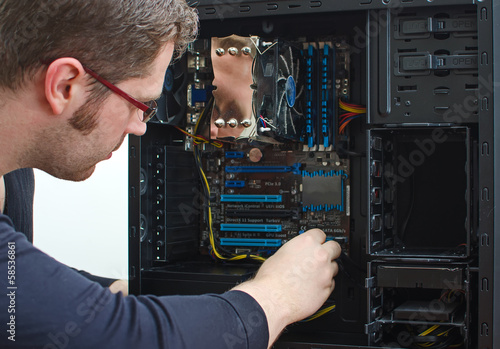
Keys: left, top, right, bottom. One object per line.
{"left": 129, "top": 0, "right": 499, "bottom": 347}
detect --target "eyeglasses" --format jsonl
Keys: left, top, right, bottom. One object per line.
{"left": 82, "top": 66, "right": 158, "bottom": 123}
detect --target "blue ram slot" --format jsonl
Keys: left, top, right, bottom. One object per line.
{"left": 221, "top": 195, "right": 282, "bottom": 203}
{"left": 220, "top": 238, "right": 282, "bottom": 247}
{"left": 220, "top": 224, "right": 282, "bottom": 232}
{"left": 225, "top": 163, "right": 301, "bottom": 175}
{"left": 331, "top": 44, "right": 336, "bottom": 148}
{"left": 305, "top": 45, "right": 315, "bottom": 148}
{"left": 225, "top": 151, "right": 245, "bottom": 159}
{"left": 225, "top": 180, "right": 245, "bottom": 188}
{"left": 321, "top": 45, "right": 330, "bottom": 148}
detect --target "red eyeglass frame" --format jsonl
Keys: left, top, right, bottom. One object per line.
{"left": 82, "top": 66, "right": 158, "bottom": 123}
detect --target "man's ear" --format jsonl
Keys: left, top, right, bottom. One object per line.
{"left": 44, "top": 58, "right": 86, "bottom": 115}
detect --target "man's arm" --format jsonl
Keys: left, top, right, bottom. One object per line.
{"left": 0, "top": 216, "right": 268, "bottom": 348}
{"left": 70, "top": 268, "right": 129, "bottom": 295}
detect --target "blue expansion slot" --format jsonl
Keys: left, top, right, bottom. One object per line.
{"left": 225, "top": 180, "right": 245, "bottom": 188}
{"left": 225, "top": 151, "right": 245, "bottom": 159}
{"left": 321, "top": 45, "right": 330, "bottom": 148}
{"left": 225, "top": 163, "right": 301, "bottom": 175}
{"left": 302, "top": 169, "right": 347, "bottom": 212}
{"left": 220, "top": 195, "right": 282, "bottom": 203}
{"left": 220, "top": 224, "right": 282, "bottom": 232}
{"left": 219, "top": 238, "right": 282, "bottom": 247}
{"left": 305, "top": 45, "right": 315, "bottom": 148}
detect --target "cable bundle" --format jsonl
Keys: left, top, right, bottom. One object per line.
{"left": 339, "top": 99, "right": 366, "bottom": 134}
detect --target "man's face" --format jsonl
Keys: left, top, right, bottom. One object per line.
{"left": 36, "top": 43, "right": 174, "bottom": 182}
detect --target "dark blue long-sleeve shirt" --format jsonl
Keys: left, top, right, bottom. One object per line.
{"left": 3, "top": 168, "right": 116, "bottom": 288}
{"left": 0, "top": 214, "right": 269, "bottom": 348}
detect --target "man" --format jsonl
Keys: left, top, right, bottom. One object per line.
{"left": 0, "top": 1, "right": 341, "bottom": 348}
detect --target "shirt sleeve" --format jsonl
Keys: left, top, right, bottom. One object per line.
{"left": 0, "top": 214, "right": 269, "bottom": 349}
{"left": 69, "top": 268, "right": 117, "bottom": 288}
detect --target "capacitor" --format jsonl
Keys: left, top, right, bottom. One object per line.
{"left": 249, "top": 148, "right": 263, "bottom": 163}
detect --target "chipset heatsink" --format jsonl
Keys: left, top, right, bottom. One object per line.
{"left": 302, "top": 169, "right": 347, "bottom": 212}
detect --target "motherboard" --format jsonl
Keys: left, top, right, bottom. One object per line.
{"left": 172, "top": 35, "right": 356, "bottom": 258}
{"left": 200, "top": 144, "right": 350, "bottom": 257}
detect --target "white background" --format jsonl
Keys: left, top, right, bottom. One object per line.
{"left": 33, "top": 138, "right": 129, "bottom": 280}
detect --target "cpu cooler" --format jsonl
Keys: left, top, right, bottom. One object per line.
{"left": 152, "top": 57, "right": 187, "bottom": 125}
{"left": 252, "top": 40, "right": 305, "bottom": 141}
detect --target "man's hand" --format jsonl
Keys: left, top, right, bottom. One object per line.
{"left": 109, "top": 279, "right": 129, "bottom": 296}
{"left": 233, "top": 229, "right": 341, "bottom": 347}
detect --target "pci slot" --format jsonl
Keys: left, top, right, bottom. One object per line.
{"left": 226, "top": 210, "right": 296, "bottom": 218}
{"left": 220, "top": 224, "right": 282, "bottom": 232}
{"left": 221, "top": 195, "right": 282, "bottom": 203}
{"left": 225, "top": 151, "right": 245, "bottom": 159}
{"left": 225, "top": 180, "right": 245, "bottom": 188}
{"left": 219, "top": 238, "right": 283, "bottom": 247}
{"left": 225, "top": 163, "right": 301, "bottom": 174}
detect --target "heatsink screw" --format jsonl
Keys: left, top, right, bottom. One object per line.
{"left": 214, "top": 119, "right": 225, "bottom": 128}
{"left": 241, "top": 47, "right": 252, "bottom": 55}
{"left": 227, "top": 118, "right": 238, "bottom": 128}
{"left": 240, "top": 119, "right": 252, "bottom": 128}
{"left": 228, "top": 47, "right": 239, "bottom": 56}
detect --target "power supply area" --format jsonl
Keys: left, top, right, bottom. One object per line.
{"left": 128, "top": 1, "right": 499, "bottom": 348}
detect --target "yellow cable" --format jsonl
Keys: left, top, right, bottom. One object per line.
{"left": 339, "top": 100, "right": 366, "bottom": 114}
{"left": 300, "top": 305, "right": 336, "bottom": 322}
{"left": 419, "top": 324, "right": 440, "bottom": 337}
{"left": 195, "top": 148, "right": 266, "bottom": 262}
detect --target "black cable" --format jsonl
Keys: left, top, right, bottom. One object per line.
{"left": 337, "top": 252, "right": 365, "bottom": 289}
{"left": 335, "top": 142, "right": 365, "bottom": 158}
{"left": 405, "top": 326, "right": 462, "bottom": 349}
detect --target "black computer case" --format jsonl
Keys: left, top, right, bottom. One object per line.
{"left": 129, "top": 1, "right": 499, "bottom": 348}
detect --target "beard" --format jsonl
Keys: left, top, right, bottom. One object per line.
{"left": 29, "top": 98, "right": 124, "bottom": 182}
